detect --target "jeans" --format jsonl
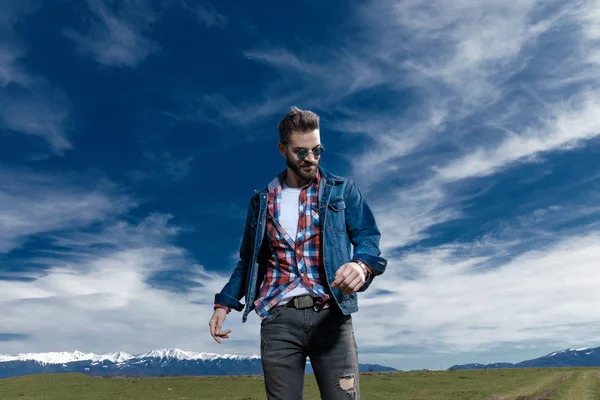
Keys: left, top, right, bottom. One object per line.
{"left": 260, "top": 303, "right": 360, "bottom": 399}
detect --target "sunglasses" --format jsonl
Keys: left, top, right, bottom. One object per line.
{"left": 294, "top": 145, "right": 325, "bottom": 159}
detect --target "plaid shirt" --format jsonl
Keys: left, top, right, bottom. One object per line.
{"left": 253, "top": 171, "right": 330, "bottom": 319}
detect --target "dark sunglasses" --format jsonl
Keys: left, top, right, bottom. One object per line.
{"left": 295, "top": 145, "right": 325, "bottom": 159}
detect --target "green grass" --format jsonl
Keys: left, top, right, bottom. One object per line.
{"left": 549, "top": 369, "right": 600, "bottom": 400}
{"left": 1, "top": 368, "right": 599, "bottom": 400}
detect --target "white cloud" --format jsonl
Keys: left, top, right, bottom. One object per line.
{"left": 243, "top": 48, "right": 386, "bottom": 97}
{"left": 342, "top": 0, "right": 600, "bottom": 255}
{"left": 356, "top": 231, "right": 600, "bottom": 357}
{"left": 334, "top": 103, "right": 449, "bottom": 187}
{"left": 435, "top": 90, "right": 600, "bottom": 182}
{"left": 4, "top": 0, "right": 600, "bottom": 371}
{"left": 0, "top": 1, "right": 73, "bottom": 153}
{"left": 4, "top": 201, "right": 600, "bottom": 369}
{"left": 0, "top": 212, "right": 260, "bottom": 358}
{"left": 176, "top": 92, "right": 303, "bottom": 129}
{"left": 175, "top": 1, "right": 600, "bottom": 365}
{"left": 0, "top": 81, "right": 73, "bottom": 153}
{"left": 65, "top": 0, "right": 159, "bottom": 68}
{"left": 0, "top": 167, "right": 134, "bottom": 253}
{"left": 46, "top": 213, "right": 179, "bottom": 250}
{"left": 0, "top": 1, "right": 33, "bottom": 87}
{"left": 344, "top": 0, "right": 590, "bottom": 183}
{"left": 379, "top": 0, "right": 559, "bottom": 107}
{"left": 0, "top": 44, "right": 30, "bottom": 87}
{"left": 580, "top": 0, "right": 600, "bottom": 41}
{"left": 180, "top": 45, "right": 388, "bottom": 128}
{"left": 188, "top": 2, "right": 226, "bottom": 28}
{"left": 373, "top": 181, "right": 459, "bottom": 251}
{"left": 176, "top": 3, "right": 600, "bottom": 368}
{"left": 203, "top": 0, "right": 555, "bottom": 126}
{"left": 325, "top": 0, "right": 600, "bottom": 369}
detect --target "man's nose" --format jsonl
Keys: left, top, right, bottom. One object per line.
{"left": 305, "top": 152, "right": 315, "bottom": 162}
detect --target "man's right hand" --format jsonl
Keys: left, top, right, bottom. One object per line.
{"left": 209, "top": 308, "right": 231, "bottom": 344}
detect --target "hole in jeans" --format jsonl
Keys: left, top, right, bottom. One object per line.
{"left": 339, "top": 374, "right": 355, "bottom": 392}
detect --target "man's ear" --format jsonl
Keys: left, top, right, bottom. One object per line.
{"left": 277, "top": 142, "right": 286, "bottom": 157}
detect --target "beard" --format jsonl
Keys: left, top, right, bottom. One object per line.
{"left": 286, "top": 155, "right": 319, "bottom": 183}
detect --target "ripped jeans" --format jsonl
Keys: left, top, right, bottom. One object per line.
{"left": 260, "top": 303, "right": 360, "bottom": 400}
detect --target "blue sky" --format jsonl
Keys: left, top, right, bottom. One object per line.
{"left": 1, "top": 0, "right": 600, "bottom": 371}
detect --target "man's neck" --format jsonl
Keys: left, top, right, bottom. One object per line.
{"left": 285, "top": 169, "right": 311, "bottom": 188}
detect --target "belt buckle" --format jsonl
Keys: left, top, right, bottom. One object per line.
{"left": 294, "top": 295, "right": 314, "bottom": 309}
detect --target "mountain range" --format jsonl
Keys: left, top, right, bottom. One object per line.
{"left": 4, "top": 345, "right": 596, "bottom": 378}
{"left": 0, "top": 348, "right": 396, "bottom": 379}
{"left": 449, "top": 347, "right": 600, "bottom": 370}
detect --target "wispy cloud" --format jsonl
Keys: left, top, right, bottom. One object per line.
{"left": 352, "top": 165, "right": 600, "bottom": 368}
{"left": 129, "top": 151, "right": 194, "bottom": 183}
{"left": 0, "top": 81, "right": 73, "bottom": 154}
{"left": 356, "top": 230, "right": 600, "bottom": 357}
{"left": 375, "top": 0, "right": 561, "bottom": 107}
{"left": 173, "top": 0, "right": 600, "bottom": 262}
{"left": 0, "top": 167, "right": 134, "bottom": 253}
{"left": 188, "top": 0, "right": 600, "bottom": 368}
{"left": 65, "top": 0, "right": 159, "bottom": 68}
{"left": 182, "top": 1, "right": 227, "bottom": 28}
{"left": 435, "top": 90, "right": 600, "bottom": 182}
{"left": 0, "top": 44, "right": 30, "bottom": 87}
{"left": 243, "top": 48, "right": 386, "bottom": 96}
{"left": 168, "top": 92, "right": 303, "bottom": 131}
{"left": 0, "top": 1, "right": 73, "bottom": 154}
{"left": 4, "top": 0, "right": 597, "bottom": 369}
{"left": 345, "top": 0, "right": 600, "bottom": 253}
{"left": 374, "top": 181, "right": 460, "bottom": 251}
{"left": 0, "top": 0, "right": 39, "bottom": 30}
{"left": 0, "top": 209, "right": 258, "bottom": 357}
{"left": 6, "top": 201, "right": 598, "bottom": 366}
{"left": 173, "top": 44, "right": 388, "bottom": 128}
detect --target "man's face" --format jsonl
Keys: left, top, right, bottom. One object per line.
{"left": 280, "top": 129, "right": 322, "bottom": 182}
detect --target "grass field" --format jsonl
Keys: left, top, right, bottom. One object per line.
{"left": 0, "top": 368, "right": 599, "bottom": 399}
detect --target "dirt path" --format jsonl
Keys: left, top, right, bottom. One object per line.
{"left": 491, "top": 372, "right": 574, "bottom": 400}
{"left": 513, "top": 372, "right": 573, "bottom": 400}
{"left": 547, "top": 370, "right": 600, "bottom": 400}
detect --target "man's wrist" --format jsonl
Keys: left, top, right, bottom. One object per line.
{"left": 353, "top": 260, "right": 370, "bottom": 280}
{"left": 214, "top": 304, "right": 231, "bottom": 314}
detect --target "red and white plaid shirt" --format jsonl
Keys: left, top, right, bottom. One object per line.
{"left": 253, "top": 171, "right": 330, "bottom": 319}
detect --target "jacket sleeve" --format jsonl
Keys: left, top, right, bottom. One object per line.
{"left": 214, "top": 196, "right": 255, "bottom": 311}
{"left": 344, "top": 179, "right": 387, "bottom": 292}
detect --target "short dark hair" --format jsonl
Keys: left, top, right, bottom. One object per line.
{"left": 278, "top": 106, "right": 319, "bottom": 144}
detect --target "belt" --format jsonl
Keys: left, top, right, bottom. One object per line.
{"left": 285, "top": 295, "right": 316, "bottom": 309}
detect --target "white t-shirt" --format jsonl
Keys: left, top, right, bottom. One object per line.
{"left": 278, "top": 183, "right": 302, "bottom": 241}
{"left": 278, "top": 182, "right": 312, "bottom": 304}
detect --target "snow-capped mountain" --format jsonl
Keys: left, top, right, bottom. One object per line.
{"left": 0, "top": 350, "right": 133, "bottom": 365}
{"left": 0, "top": 348, "right": 395, "bottom": 379}
{"left": 132, "top": 348, "right": 258, "bottom": 362}
{"left": 449, "top": 346, "right": 600, "bottom": 370}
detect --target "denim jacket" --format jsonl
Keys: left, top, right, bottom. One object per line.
{"left": 214, "top": 167, "right": 388, "bottom": 323}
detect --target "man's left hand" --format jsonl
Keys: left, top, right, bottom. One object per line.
{"left": 331, "top": 262, "right": 366, "bottom": 294}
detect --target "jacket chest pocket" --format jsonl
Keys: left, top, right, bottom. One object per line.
{"left": 327, "top": 198, "right": 347, "bottom": 233}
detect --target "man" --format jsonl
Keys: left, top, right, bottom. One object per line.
{"left": 209, "top": 106, "right": 387, "bottom": 399}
